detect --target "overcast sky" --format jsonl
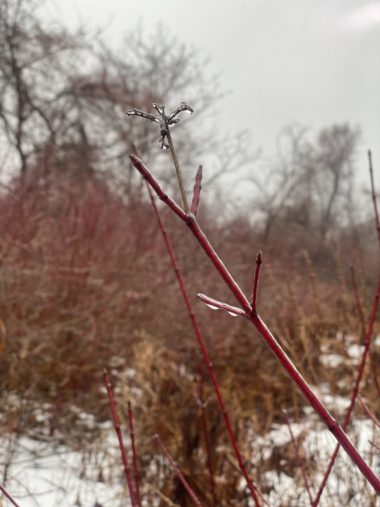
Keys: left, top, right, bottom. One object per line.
{"left": 52, "top": 0, "right": 380, "bottom": 184}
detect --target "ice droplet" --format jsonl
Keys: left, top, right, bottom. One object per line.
{"left": 180, "top": 102, "right": 194, "bottom": 114}
{"left": 227, "top": 311, "right": 239, "bottom": 317}
{"left": 206, "top": 304, "right": 219, "bottom": 310}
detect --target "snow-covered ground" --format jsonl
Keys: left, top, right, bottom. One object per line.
{"left": 1, "top": 409, "right": 378, "bottom": 507}
{"left": 1, "top": 427, "right": 126, "bottom": 507}
{"left": 1, "top": 337, "right": 379, "bottom": 506}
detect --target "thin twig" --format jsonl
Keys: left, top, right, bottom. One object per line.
{"left": 128, "top": 401, "right": 142, "bottom": 507}
{"left": 103, "top": 369, "right": 137, "bottom": 507}
{"left": 359, "top": 398, "right": 380, "bottom": 428}
{"left": 191, "top": 166, "right": 203, "bottom": 215}
{"left": 369, "top": 440, "right": 380, "bottom": 452}
{"left": 283, "top": 413, "right": 313, "bottom": 506}
{"left": 198, "top": 375, "right": 218, "bottom": 507}
{"left": 153, "top": 435, "right": 204, "bottom": 507}
{"left": 166, "top": 129, "right": 189, "bottom": 213}
{"left": 197, "top": 293, "right": 247, "bottom": 317}
{"left": 0, "top": 485, "right": 21, "bottom": 507}
{"left": 144, "top": 181, "right": 263, "bottom": 507}
{"left": 251, "top": 250, "right": 262, "bottom": 313}
{"left": 131, "top": 154, "right": 380, "bottom": 495}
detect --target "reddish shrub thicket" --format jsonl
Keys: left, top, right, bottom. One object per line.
{"left": 0, "top": 163, "right": 378, "bottom": 505}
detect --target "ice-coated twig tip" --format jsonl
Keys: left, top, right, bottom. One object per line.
{"left": 197, "top": 293, "right": 247, "bottom": 317}
{"left": 126, "top": 102, "right": 193, "bottom": 151}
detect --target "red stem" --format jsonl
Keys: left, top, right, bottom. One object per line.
{"left": 283, "top": 413, "right": 313, "bottom": 505}
{"left": 198, "top": 375, "right": 218, "bottom": 507}
{"left": 128, "top": 401, "right": 142, "bottom": 507}
{"left": 251, "top": 250, "right": 262, "bottom": 312}
{"left": 145, "top": 181, "right": 263, "bottom": 506}
{"left": 103, "top": 369, "right": 137, "bottom": 507}
{"left": 312, "top": 277, "right": 380, "bottom": 506}
{"left": 0, "top": 485, "right": 21, "bottom": 507}
{"left": 154, "top": 434, "right": 204, "bottom": 507}
{"left": 131, "top": 154, "right": 380, "bottom": 495}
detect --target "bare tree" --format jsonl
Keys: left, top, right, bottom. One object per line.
{"left": 1, "top": 1, "right": 249, "bottom": 197}
{"left": 249, "top": 123, "right": 360, "bottom": 246}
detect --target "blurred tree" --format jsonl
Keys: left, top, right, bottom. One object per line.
{"left": 249, "top": 123, "right": 360, "bottom": 248}
{"left": 0, "top": 0, "right": 253, "bottom": 198}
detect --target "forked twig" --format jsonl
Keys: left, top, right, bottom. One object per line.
{"left": 154, "top": 434, "right": 204, "bottom": 507}
{"left": 103, "top": 369, "right": 137, "bottom": 507}
{"left": 131, "top": 153, "right": 380, "bottom": 495}
{"left": 127, "top": 102, "right": 193, "bottom": 212}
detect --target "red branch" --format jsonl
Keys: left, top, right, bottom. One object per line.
{"left": 191, "top": 165, "right": 203, "bottom": 215}
{"left": 251, "top": 250, "right": 262, "bottom": 313}
{"left": 103, "top": 370, "right": 137, "bottom": 507}
{"left": 128, "top": 401, "right": 142, "bottom": 507}
{"left": 154, "top": 434, "right": 204, "bottom": 507}
{"left": 198, "top": 375, "right": 218, "bottom": 507}
{"left": 312, "top": 277, "right": 380, "bottom": 506}
{"left": 0, "top": 485, "right": 21, "bottom": 507}
{"left": 283, "top": 413, "right": 313, "bottom": 505}
{"left": 131, "top": 154, "right": 380, "bottom": 495}
{"left": 145, "top": 180, "right": 263, "bottom": 506}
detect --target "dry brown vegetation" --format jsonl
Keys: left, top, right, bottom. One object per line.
{"left": 0, "top": 157, "right": 378, "bottom": 505}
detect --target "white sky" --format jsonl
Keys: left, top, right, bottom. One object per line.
{"left": 51, "top": 0, "right": 380, "bottom": 184}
